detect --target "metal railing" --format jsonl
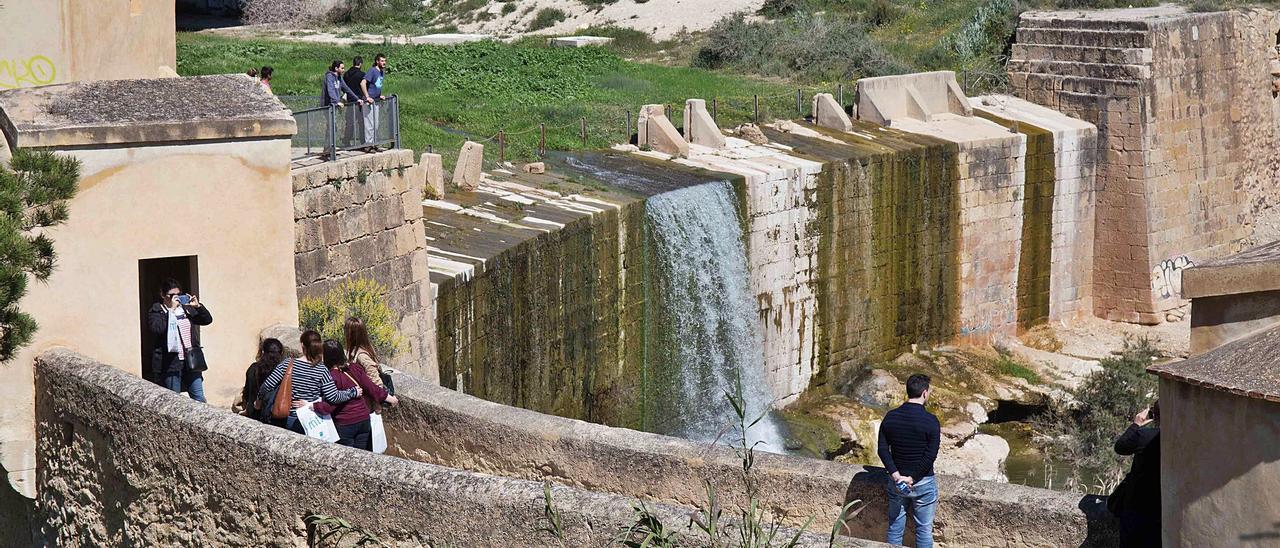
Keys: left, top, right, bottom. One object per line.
{"left": 282, "top": 95, "right": 401, "bottom": 161}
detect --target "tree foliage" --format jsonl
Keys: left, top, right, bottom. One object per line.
{"left": 299, "top": 278, "right": 405, "bottom": 359}
{"left": 0, "top": 150, "right": 79, "bottom": 363}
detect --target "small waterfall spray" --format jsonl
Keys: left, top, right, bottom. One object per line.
{"left": 643, "top": 181, "right": 785, "bottom": 452}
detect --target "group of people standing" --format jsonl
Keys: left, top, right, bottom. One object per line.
{"left": 322, "top": 53, "right": 389, "bottom": 150}
{"left": 243, "top": 318, "right": 398, "bottom": 452}
{"left": 144, "top": 278, "right": 396, "bottom": 453}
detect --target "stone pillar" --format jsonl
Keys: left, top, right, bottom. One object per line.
{"left": 637, "top": 104, "right": 689, "bottom": 158}
{"left": 422, "top": 152, "right": 444, "bottom": 199}
{"left": 682, "top": 99, "right": 726, "bottom": 148}
{"left": 811, "top": 93, "right": 852, "bottom": 132}
{"left": 452, "top": 141, "right": 483, "bottom": 191}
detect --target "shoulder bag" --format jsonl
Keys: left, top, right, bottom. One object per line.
{"left": 270, "top": 358, "right": 295, "bottom": 420}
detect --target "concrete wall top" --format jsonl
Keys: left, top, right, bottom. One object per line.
{"left": 970, "top": 94, "right": 1096, "bottom": 134}
{"left": 0, "top": 75, "right": 295, "bottom": 149}
{"left": 1183, "top": 240, "right": 1280, "bottom": 299}
{"left": 30, "top": 348, "right": 861, "bottom": 547}
{"left": 1019, "top": 4, "right": 1189, "bottom": 28}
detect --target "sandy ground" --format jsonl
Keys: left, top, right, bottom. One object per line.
{"left": 450, "top": 0, "right": 764, "bottom": 39}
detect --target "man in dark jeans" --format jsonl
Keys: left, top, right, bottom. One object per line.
{"left": 878, "top": 374, "right": 941, "bottom": 547}
{"left": 341, "top": 56, "right": 366, "bottom": 147}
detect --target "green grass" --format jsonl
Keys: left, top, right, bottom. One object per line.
{"left": 177, "top": 33, "right": 799, "bottom": 168}
{"left": 995, "top": 354, "right": 1042, "bottom": 385}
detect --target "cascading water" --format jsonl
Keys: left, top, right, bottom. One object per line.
{"left": 643, "top": 181, "right": 786, "bottom": 452}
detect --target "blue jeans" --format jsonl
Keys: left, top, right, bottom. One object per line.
{"left": 886, "top": 475, "right": 937, "bottom": 547}
{"left": 160, "top": 367, "right": 206, "bottom": 403}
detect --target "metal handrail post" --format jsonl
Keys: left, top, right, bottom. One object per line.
{"left": 391, "top": 95, "right": 401, "bottom": 150}
{"left": 326, "top": 105, "right": 337, "bottom": 160}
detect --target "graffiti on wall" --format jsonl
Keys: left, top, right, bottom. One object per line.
{"left": 0, "top": 55, "right": 57, "bottom": 89}
{"left": 1152, "top": 255, "right": 1194, "bottom": 300}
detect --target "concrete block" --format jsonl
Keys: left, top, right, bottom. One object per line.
{"left": 547, "top": 36, "right": 614, "bottom": 48}
{"left": 453, "top": 141, "right": 484, "bottom": 192}
{"left": 522, "top": 162, "right": 546, "bottom": 174}
{"left": 683, "top": 99, "right": 726, "bottom": 149}
{"left": 637, "top": 104, "right": 689, "bottom": 158}
{"left": 422, "top": 153, "right": 445, "bottom": 198}
{"left": 810, "top": 93, "right": 852, "bottom": 132}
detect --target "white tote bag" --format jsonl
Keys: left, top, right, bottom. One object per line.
{"left": 370, "top": 413, "right": 388, "bottom": 454}
{"left": 296, "top": 403, "right": 340, "bottom": 443}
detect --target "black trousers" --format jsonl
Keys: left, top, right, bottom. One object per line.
{"left": 336, "top": 419, "right": 372, "bottom": 451}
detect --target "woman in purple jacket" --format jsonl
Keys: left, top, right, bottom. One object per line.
{"left": 313, "top": 339, "right": 396, "bottom": 450}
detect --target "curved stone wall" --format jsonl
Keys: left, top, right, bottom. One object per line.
{"left": 386, "top": 373, "right": 1120, "bottom": 547}
{"left": 29, "top": 349, "right": 865, "bottom": 547}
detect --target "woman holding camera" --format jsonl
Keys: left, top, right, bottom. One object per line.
{"left": 1109, "top": 402, "right": 1161, "bottom": 547}
{"left": 146, "top": 278, "right": 213, "bottom": 402}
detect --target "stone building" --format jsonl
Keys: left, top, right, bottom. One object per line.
{"left": 0, "top": 75, "right": 298, "bottom": 498}
{"left": 1009, "top": 6, "right": 1280, "bottom": 324}
{"left": 0, "top": 0, "right": 177, "bottom": 88}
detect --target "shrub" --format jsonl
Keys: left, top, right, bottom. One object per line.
{"left": 529, "top": 8, "right": 568, "bottom": 31}
{"left": 694, "top": 11, "right": 908, "bottom": 82}
{"left": 299, "top": 278, "right": 405, "bottom": 359}
{"left": 1035, "top": 338, "right": 1161, "bottom": 493}
{"left": 757, "top": 0, "right": 805, "bottom": 18}
{"left": 864, "top": 0, "right": 902, "bottom": 27}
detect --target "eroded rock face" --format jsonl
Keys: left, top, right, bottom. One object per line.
{"left": 733, "top": 124, "right": 768, "bottom": 145}
{"left": 851, "top": 369, "right": 901, "bottom": 409}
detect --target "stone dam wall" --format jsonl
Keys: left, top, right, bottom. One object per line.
{"left": 386, "top": 373, "right": 1120, "bottom": 547}
{"left": 26, "top": 349, "right": 867, "bottom": 548}
{"left": 429, "top": 104, "right": 1098, "bottom": 416}
{"left": 292, "top": 150, "right": 438, "bottom": 382}
{"left": 1010, "top": 6, "right": 1280, "bottom": 322}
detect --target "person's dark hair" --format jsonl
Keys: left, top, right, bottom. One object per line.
{"left": 247, "top": 67, "right": 258, "bottom": 78}
{"left": 250, "top": 338, "right": 285, "bottom": 396}
{"left": 906, "top": 374, "right": 931, "bottom": 399}
{"left": 300, "top": 330, "right": 323, "bottom": 362}
{"left": 322, "top": 339, "right": 346, "bottom": 369}
{"left": 329, "top": 60, "right": 343, "bottom": 72}
{"left": 352, "top": 55, "right": 363, "bottom": 68}
{"left": 260, "top": 66, "right": 273, "bottom": 80}
{"left": 1150, "top": 400, "right": 1160, "bottom": 422}
{"left": 374, "top": 53, "right": 386, "bottom": 62}
{"left": 159, "top": 278, "right": 182, "bottom": 300}
{"left": 343, "top": 317, "right": 378, "bottom": 362}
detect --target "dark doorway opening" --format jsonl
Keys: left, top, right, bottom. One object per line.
{"left": 139, "top": 256, "right": 199, "bottom": 379}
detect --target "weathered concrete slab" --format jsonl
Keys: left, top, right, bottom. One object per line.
{"left": 547, "top": 36, "right": 614, "bottom": 48}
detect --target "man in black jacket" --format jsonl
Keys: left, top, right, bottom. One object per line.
{"left": 342, "top": 56, "right": 366, "bottom": 147}
{"left": 147, "top": 278, "right": 213, "bottom": 402}
{"left": 1110, "top": 402, "right": 1160, "bottom": 547}
{"left": 878, "top": 374, "right": 941, "bottom": 547}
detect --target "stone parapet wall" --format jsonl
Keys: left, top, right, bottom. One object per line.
{"left": 30, "top": 349, "right": 861, "bottom": 548}
{"left": 292, "top": 150, "right": 437, "bottom": 381}
{"left": 387, "top": 373, "right": 1119, "bottom": 547}
{"left": 1010, "top": 6, "right": 1277, "bottom": 322}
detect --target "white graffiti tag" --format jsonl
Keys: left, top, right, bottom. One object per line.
{"left": 1152, "top": 255, "right": 1194, "bottom": 300}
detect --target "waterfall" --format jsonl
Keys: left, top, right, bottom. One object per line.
{"left": 643, "top": 181, "right": 785, "bottom": 452}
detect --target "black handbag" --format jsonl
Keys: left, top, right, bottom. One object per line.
{"left": 380, "top": 370, "right": 395, "bottom": 396}
{"left": 187, "top": 346, "right": 208, "bottom": 372}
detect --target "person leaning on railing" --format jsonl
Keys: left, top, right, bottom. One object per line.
{"left": 322, "top": 60, "right": 363, "bottom": 110}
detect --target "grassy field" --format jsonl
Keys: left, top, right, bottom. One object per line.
{"left": 177, "top": 33, "right": 808, "bottom": 167}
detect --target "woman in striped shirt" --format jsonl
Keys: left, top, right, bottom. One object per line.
{"left": 257, "top": 330, "right": 361, "bottom": 434}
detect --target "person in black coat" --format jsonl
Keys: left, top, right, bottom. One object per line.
{"left": 1109, "top": 402, "right": 1161, "bottom": 547}
{"left": 147, "top": 278, "right": 213, "bottom": 402}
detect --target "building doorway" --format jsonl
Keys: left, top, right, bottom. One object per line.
{"left": 138, "top": 256, "right": 199, "bottom": 379}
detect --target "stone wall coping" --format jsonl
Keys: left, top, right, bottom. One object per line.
{"left": 1182, "top": 240, "right": 1280, "bottom": 299}
{"left": 1020, "top": 5, "right": 1187, "bottom": 25}
{"left": 970, "top": 94, "right": 1097, "bottom": 134}
{"left": 0, "top": 74, "right": 295, "bottom": 149}
{"left": 388, "top": 373, "right": 1119, "bottom": 547}
{"left": 33, "top": 348, "right": 865, "bottom": 547}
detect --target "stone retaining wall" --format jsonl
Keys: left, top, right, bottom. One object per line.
{"left": 387, "top": 373, "right": 1121, "bottom": 548}
{"left": 29, "top": 349, "right": 864, "bottom": 547}
{"left": 292, "top": 150, "right": 437, "bottom": 381}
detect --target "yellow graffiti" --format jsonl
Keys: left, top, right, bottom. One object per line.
{"left": 0, "top": 55, "right": 57, "bottom": 89}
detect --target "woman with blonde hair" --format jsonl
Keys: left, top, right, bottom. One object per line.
{"left": 343, "top": 317, "right": 388, "bottom": 392}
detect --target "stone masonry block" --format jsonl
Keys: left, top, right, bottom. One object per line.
{"left": 811, "top": 93, "right": 853, "bottom": 132}
{"left": 338, "top": 208, "right": 369, "bottom": 243}
{"left": 402, "top": 191, "right": 424, "bottom": 223}
{"left": 295, "top": 220, "right": 322, "bottom": 254}
{"left": 320, "top": 215, "right": 342, "bottom": 246}
{"left": 638, "top": 104, "right": 689, "bottom": 158}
